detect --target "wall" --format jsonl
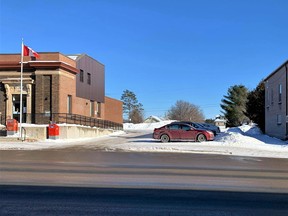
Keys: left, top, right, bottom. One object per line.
{"left": 104, "top": 96, "right": 123, "bottom": 124}
{"left": 58, "top": 125, "right": 113, "bottom": 139}
{"left": 75, "top": 54, "right": 105, "bottom": 103}
{"left": 265, "top": 64, "right": 287, "bottom": 139}
{"left": 58, "top": 69, "right": 76, "bottom": 113}
{"left": 23, "top": 125, "right": 47, "bottom": 140}
{"left": 58, "top": 69, "right": 99, "bottom": 117}
{"left": 19, "top": 124, "right": 115, "bottom": 140}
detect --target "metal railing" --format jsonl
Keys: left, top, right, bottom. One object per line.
{"left": 2, "top": 113, "right": 123, "bottom": 130}
{"left": 37, "top": 113, "right": 123, "bottom": 130}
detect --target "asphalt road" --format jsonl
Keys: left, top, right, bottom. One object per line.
{"left": 1, "top": 149, "right": 288, "bottom": 193}
{"left": 1, "top": 132, "right": 288, "bottom": 215}
{"left": 1, "top": 185, "right": 288, "bottom": 216}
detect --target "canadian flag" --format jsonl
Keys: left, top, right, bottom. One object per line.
{"left": 23, "top": 45, "right": 40, "bottom": 58}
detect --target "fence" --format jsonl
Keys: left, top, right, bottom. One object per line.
{"left": 0, "top": 113, "right": 123, "bottom": 131}
{"left": 55, "top": 113, "right": 123, "bottom": 130}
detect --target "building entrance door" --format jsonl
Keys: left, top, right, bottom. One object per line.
{"left": 12, "top": 94, "right": 27, "bottom": 123}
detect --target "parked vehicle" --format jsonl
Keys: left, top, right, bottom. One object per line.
{"left": 176, "top": 121, "right": 219, "bottom": 135}
{"left": 153, "top": 122, "right": 214, "bottom": 143}
{"left": 201, "top": 123, "right": 221, "bottom": 134}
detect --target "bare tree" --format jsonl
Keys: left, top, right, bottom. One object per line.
{"left": 166, "top": 100, "right": 205, "bottom": 122}
{"left": 130, "top": 105, "right": 144, "bottom": 123}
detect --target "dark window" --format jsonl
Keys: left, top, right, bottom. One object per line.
{"left": 181, "top": 125, "right": 191, "bottom": 131}
{"left": 80, "top": 70, "right": 84, "bottom": 82}
{"left": 279, "top": 84, "right": 282, "bottom": 103}
{"left": 90, "top": 101, "right": 94, "bottom": 117}
{"left": 168, "top": 124, "right": 179, "bottom": 130}
{"left": 277, "top": 114, "right": 282, "bottom": 125}
{"left": 87, "top": 73, "right": 91, "bottom": 85}
{"left": 97, "top": 102, "right": 101, "bottom": 117}
{"left": 67, "top": 95, "right": 72, "bottom": 114}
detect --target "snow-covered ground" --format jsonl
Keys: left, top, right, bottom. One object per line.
{"left": 1, "top": 121, "right": 288, "bottom": 159}
{"left": 121, "top": 121, "right": 288, "bottom": 158}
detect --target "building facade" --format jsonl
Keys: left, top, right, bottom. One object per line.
{"left": 264, "top": 60, "right": 288, "bottom": 140}
{"left": 0, "top": 52, "right": 123, "bottom": 127}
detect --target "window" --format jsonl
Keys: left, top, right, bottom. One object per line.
{"left": 279, "top": 84, "right": 282, "bottom": 103}
{"left": 277, "top": 114, "right": 282, "bottom": 125}
{"left": 271, "top": 89, "right": 274, "bottom": 105}
{"left": 181, "top": 125, "right": 191, "bottom": 131}
{"left": 87, "top": 73, "right": 91, "bottom": 85}
{"left": 80, "top": 70, "right": 84, "bottom": 82}
{"left": 90, "top": 101, "right": 94, "bottom": 117}
{"left": 168, "top": 124, "right": 179, "bottom": 130}
{"left": 96, "top": 102, "right": 101, "bottom": 117}
{"left": 266, "top": 89, "right": 270, "bottom": 106}
{"left": 67, "top": 95, "right": 72, "bottom": 114}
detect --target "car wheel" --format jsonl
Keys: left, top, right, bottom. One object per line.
{"left": 160, "top": 134, "right": 170, "bottom": 143}
{"left": 197, "top": 134, "right": 207, "bottom": 142}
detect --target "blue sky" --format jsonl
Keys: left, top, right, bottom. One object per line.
{"left": 1, "top": 0, "right": 287, "bottom": 119}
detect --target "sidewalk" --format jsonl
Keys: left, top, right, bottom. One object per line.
{"left": 0, "top": 136, "right": 22, "bottom": 142}
{"left": 0, "top": 136, "right": 38, "bottom": 143}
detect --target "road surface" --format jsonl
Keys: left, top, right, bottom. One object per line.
{"left": 1, "top": 131, "right": 288, "bottom": 215}
{"left": 1, "top": 185, "right": 288, "bottom": 215}
{"left": 0, "top": 149, "right": 288, "bottom": 192}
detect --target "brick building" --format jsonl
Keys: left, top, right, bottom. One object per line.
{"left": 0, "top": 52, "right": 123, "bottom": 128}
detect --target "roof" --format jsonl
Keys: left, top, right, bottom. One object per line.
{"left": 0, "top": 52, "right": 77, "bottom": 67}
{"left": 215, "top": 118, "right": 226, "bottom": 122}
{"left": 143, "top": 116, "right": 164, "bottom": 123}
{"left": 0, "top": 60, "right": 79, "bottom": 74}
{"left": 264, "top": 60, "right": 288, "bottom": 81}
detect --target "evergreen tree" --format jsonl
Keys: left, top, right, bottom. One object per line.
{"left": 245, "top": 80, "right": 265, "bottom": 132}
{"left": 221, "top": 85, "right": 249, "bottom": 127}
{"left": 121, "top": 89, "right": 144, "bottom": 123}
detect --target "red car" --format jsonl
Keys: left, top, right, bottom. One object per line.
{"left": 153, "top": 122, "right": 214, "bottom": 143}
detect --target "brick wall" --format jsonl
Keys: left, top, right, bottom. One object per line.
{"left": 58, "top": 70, "right": 93, "bottom": 117}
{"left": 34, "top": 74, "right": 54, "bottom": 123}
{"left": 104, "top": 96, "right": 123, "bottom": 124}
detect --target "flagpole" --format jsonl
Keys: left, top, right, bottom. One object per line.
{"left": 19, "top": 39, "right": 24, "bottom": 141}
